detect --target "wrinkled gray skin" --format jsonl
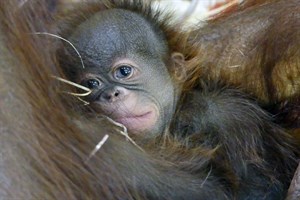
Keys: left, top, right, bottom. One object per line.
{"left": 68, "top": 9, "right": 178, "bottom": 136}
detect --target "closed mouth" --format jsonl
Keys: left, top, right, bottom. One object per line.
{"left": 117, "top": 111, "right": 152, "bottom": 122}
{"left": 115, "top": 111, "right": 154, "bottom": 133}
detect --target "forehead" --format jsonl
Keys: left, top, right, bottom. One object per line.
{"left": 69, "top": 9, "right": 168, "bottom": 67}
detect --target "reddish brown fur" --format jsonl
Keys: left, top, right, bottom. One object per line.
{"left": 188, "top": 0, "right": 300, "bottom": 128}
{"left": 0, "top": 0, "right": 299, "bottom": 199}
{"left": 0, "top": 1, "right": 224, "bottom": 199}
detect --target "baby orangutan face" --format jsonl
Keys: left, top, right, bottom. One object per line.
{"left": 67, "top": 9, "right": 183, "bottom": 135}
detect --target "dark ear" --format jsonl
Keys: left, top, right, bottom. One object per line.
{"left": 170, "top": 52, "right": 187, "bottom": 82}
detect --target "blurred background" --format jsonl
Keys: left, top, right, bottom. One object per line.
{"left": 58, "top": 0, "right": 239, "bottom": 24}
{"left": 153, "top": 0, "right": 239, "bottom": 24}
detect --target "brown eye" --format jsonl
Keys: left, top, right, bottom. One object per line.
{"left": 83, "top": 78, "right": 101, "bottom": 89}
{"left": 114, "top": 65, "right": 133, "bottom": 80}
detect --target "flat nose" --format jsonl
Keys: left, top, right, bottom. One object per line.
{"left": 100, "top": 87, "right": 125, "bottom": 103}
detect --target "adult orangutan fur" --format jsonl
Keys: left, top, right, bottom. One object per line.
{"left": 0, "top": 0, "right": 299, "bottom": 200}
{"left": 189, "top": 0, "right": 300, "bottom": 129}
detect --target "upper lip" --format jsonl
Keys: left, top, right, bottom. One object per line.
{"left": 116, "top": 111, "right": 152, "bottom": 120}
{"left": 92, "top": 102, "right": 152, "bottom": 120}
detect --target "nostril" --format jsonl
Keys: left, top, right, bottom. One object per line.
{"left": 114, "top": 90, "right": 120, "bottom": 97}
{"left": 100, "top": 89, "right": 122, "bottom": 102}
{"left": 103, "top": 93, "right": 112, "bottom": 101}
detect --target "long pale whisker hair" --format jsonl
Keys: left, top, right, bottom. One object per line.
{"left": 52, "top": 76, "right": 91, "bottom": 105}
{"left": 85, "top": 134, "right": 110, "bottom": 163}
{"left": 34, "top": 32, "right": 86, "bottom": 69}
{"left": 52, "top": 76, "right": 91, "bottom": 96}
{"left": 104, "top": 116, "right": 145, "bottom": 152}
